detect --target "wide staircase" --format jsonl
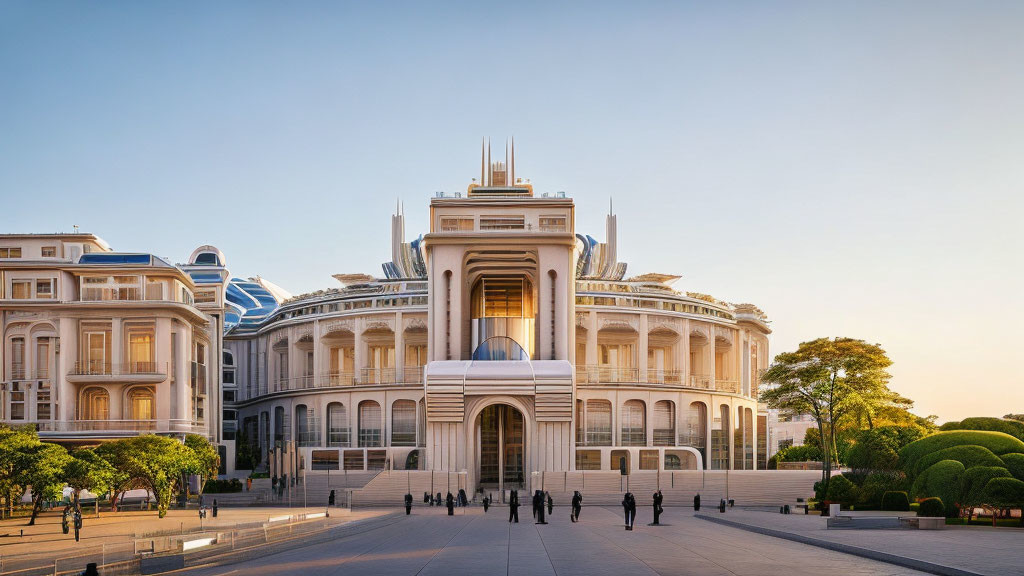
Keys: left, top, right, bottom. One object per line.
{"left": 209, "top": 472, "right": 380, "bottom": 507}
{"left": 348, "top": 469, "right": 819, "bottom": 508}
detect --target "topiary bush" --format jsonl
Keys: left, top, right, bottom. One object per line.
{"left": 1000, "top": 453, "right": 1024, "bottom": 482}
{"left": 859, "top": 471, "right": 907, "bottom": 507}
{"left": 825, "top": 475, "right": 858, "bottom": 506}
{"left": 912, "top": 459, "right": 965, "bottom": 517}
{"left": 899, "top": 431, "right": 1024, "bottom": 477}
{"left": 881, "top": 490, "right": 910, "bottom": 511}
{"left": 983, "top": 477, "right": 1024, "bottom": 511}
{"left": 959, "top": 466, "right": 1012, "bottom": 508}
{"left": 914, "top": 445, "right": 1005, "bottom": 477}
{"left": 941, "top": 417, "right": 1024, "bottom": 442}
{"left": 917, "top": 497, "right": 944, "bottom": 517}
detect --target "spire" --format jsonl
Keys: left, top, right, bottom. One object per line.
{"left": 480, "top": 137, "right": 485, "bottom": 186}
{"left": 487, "top": 139, "right": 492, "bottom": 186}
{"left": 510, "top": 136, "right": 515, "bottom": 183}
{"left": 609, "top": 197, "right": 613, "bottom": 215}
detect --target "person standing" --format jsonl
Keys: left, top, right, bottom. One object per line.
{"left": 436, "top": 492, "right": 442, "bottom": 508}
{"left": 652, "top": 490, "right": 663, "bottom": 525}
{"left": 404, "top": 493, "right": 413, "bottom": 515}
{"left": 622, "top": 492, "right": 636, "bottom": 530}
{"left": 694, "top": 493, "right": 701, "bottom": 512}
{"left": 212, "top": 499, "right": 218, "bottom": 518}
{"left": 546, "top": 492, "right": 553, "bottom": 516}
{"left": 509, "top": 490, "right": 520, "bottom": 523}
{"left": 571, "top": 491, "right": 582, "bottom": 522}
{"left": 446, "top": 492, "right": 455, "bottom": 516}
{"left": 532, "top": 490, "right": 540, "bottom": 519}
{"left": 483, "top": 495, "right": 490, "bottom": 513}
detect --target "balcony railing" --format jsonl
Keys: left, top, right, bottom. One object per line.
{"left": 653, "top": 428, "right": 676, "bottom": 446}
{"left": 36, "top": 419, "right": 206, "bottom": 434}
{"left": 574, "top": 430, "right": 612, "bottom": 446}
{"left": 321, "top": 371, "right": 356, "bottom": 387}
{"left": 360, "top": 367, "right": 396, "bottom": 385}
{"left": 689, "top": 374, "right": 713, "bottom": 390}
{"left": 715, "top": 379, "right": 740, "bottom": 394}
{"left": 403, "top": 365, "right": 424, "bottom": 384}
{"left": 10, "top": 363, "right": 26, "bottom": 380}
{"left": 70, "top": 361, "right": 167, "bottom": 376}
{"left": 646, "top": 369, "right": 683, "bottom": 385}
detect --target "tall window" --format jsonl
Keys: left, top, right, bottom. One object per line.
{"left": 10, "top": 337, "right": 25, "bottom": 379}
{"left": 127, "top": 329, "right": 154, "bottom": 372}
{"left": 296, "top": 404, "right": 318, "bottom": 446}
{"left": 12, "top": 281, "right": 30, "bottom": 299}
{"left": 35, "top": 338, "right": 50, "bottom": 379}
{"left": 391, "top": 400, "right": 417, "bottom": 446}
{"left": 327, "top": 402, "right": 349, "bottom": 447}
{"left": 621, "top": 400, "right": 646, "bottom": 446}
{"left": 585, "top": 400, "right": 612, "bottom": 446}
{"left": 358, "top": 401, "right": 382, "bottom": 447}
{"left": 653, "top": 400, "right": 675, "bottom": 446}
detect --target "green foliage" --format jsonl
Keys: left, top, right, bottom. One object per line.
{"left": 880, "top": 490, "right": 910, "bottom": 511}
{"left": 940, "top": 417, "right": 1024, "bottom": 441}
{"left": 64, "top": 449, "right": 116, "bottom": 498}
{"left": 0, "top": 425, "right": 40, "bottom": 512}
{"left": 912, "top": 459, "right": 965, "bottom": 517}
{"left": 97, "top": 435, "right": 195, "bottom": 518}
{"left": 184, "top": 434, "right": 220, "bottom": 492}
{"left": 23, "top": 443, "right": 72, "bottom": 502}
{"left": 917, "top": 497, "right": 944, "bottom": 517}
{"left": 914, "top": 445, "right": 1004, "bottom": 477}
{"left": 234, "top": 429, "right": 261, "bottom": 471}
{"left": 1004, "top": 414, "right": 1024, "bottom": 423}
{"left": 982, "top": 477, "right": 1024, "bottom": 508}
{"left": 776, "top": 444, "right": 822, "bottom": 462}
{"left": 847, "top": 426, "right": 925, "bottom": 472}
{"left": 859, "top": 472, "right": 907, "bottom": 507}
{"left": 203, "top": 478, "right": 243, "bottom": 493}
{"left": 1000, "top": 453, "right": 1024, "bottom": 482}
{"left": 899, "top": 431, "right": 1024, "bottom": 477}
{"left": 959, "top": 466, "right": 1012, "bottom": 508}
{"left": 825, "top": 475, "right": 858, "bottom": 505}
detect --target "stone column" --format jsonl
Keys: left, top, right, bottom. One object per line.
{"left": 638, "top": 315, "right": 649, "bottom": 382}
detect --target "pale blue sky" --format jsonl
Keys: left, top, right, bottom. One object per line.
{"left": 2, "top": 1, "right": 1022, "bottom": 422}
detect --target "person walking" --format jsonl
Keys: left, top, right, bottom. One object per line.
{"left": 483, "top": 494, "right": 490, "bottom": 513}
{"left": 622, "top": 492, "right": 636, "bottom": 530}
{"left": 652, "top": 490, "right": 663, "bottom": 525}
{"left": 212, "top": 499, "right": 219, "bottom": 518}
{"left": 404, "top": 493, "right": 413, "bottom": 515}
{"left": 446, "top": 492, "right": 455, "bottom": 516}
{"left": 571, "top": 491, "right": 583, "bottom": 522}
{"left": 532, "top": 490, "right": 540, "bottom": 520}
{"left": 546, "top": 492, "right": 553, "bottom": 516}
{"left": 436, "top": 492, "right": 442, "bottom": 508}
{"left": 693, "top": 493, "right": 701, "bottom": 512}
{"left": 509, "top": 490, "right": 520, "bottom": 523}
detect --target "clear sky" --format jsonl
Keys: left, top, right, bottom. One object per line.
{"left": 2, "top": 1, "right": 1022, "bottom": 423}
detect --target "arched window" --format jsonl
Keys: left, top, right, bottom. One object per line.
{"left": 126, "top": 386, "right": 154, "bottom": 420}
{"left": 683, "top": 402, "right": 707, "bottom": 448}
{"left": 274, "top": 406, "right": 285, "bottom": 444}
{"left": 358, "top": 400, "right": 382, "bottom": 447}
{"left": 584, "top": 400, "right": 612, "bottom": 446}
{"left": 80, "top": 387, "right": 109, "bottom": 420}
{"left": 327, "top": 402, "right": 349, "bottom": 447}
{"left": 653, "top": 400, "right": 675, "bottom": 446}
{"left": 418, "top": 399, "right": 426, "bottom": 447}
{"left": 223, "top": 350, "right": 234, "bottom": 366}
{"left": 391, "top": 400, "right": 417, "bottom": 446}
{"left": 296, "top": 404, "right": 318, "bottom": 447}
{"left": 621, "top": 400, "right": 646, "bottom": 446}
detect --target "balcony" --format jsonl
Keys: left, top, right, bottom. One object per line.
{"left": 575, "top": 365, "right": 640, "bottom": 385}
{"left": 36, "top": 419, "right": 206, "bottom": 436}
{"left": 575, "top": 430, "right": 612, "bottom": 447}
{"left": 715, "top": 379, "right": 740, "bottom": 394}
{"left": 9, "top": 363, "right": 26, "bottom": 380}
{"left": 360, "top": 367, "right": 396, "bottom": 385}
{"left": 689, "top": 374, "right": 713, "bottom": 390}
{"left": 67, "top": 361, "right": 167, "bottom": 383}
{"left": 646, "top": 369, "right": 683, "bottom": 385}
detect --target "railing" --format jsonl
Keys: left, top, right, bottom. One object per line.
{"left": 716, "top": 379, "right": 740, "bottom": 393}
{"left": 575, "top": 430, "right": 612, "bottom": 446}
{"left": 321, "top": 371, "right": 356, "bottom": 387}
{"left": 678, "top": 432, "right": 706, "bottom": 448}
{"left": 10, "top": 362, "right": 26, "bottom": 380}
{"left": 360, "top": 367, "right": 396, "bottom": 385}
{"left": 403, "top": 365, "right": 424, "bottom": 384}
{"left": 646, "top": 369, "right": 683, "bottom": 385}
{"left": 70, "top": 361, "right": 167, "bottom": 376}
{"left": 576, "top": 365, "right": 640, "bottom": 384}
{"left": 36, "top": 419, "right": 206, "bottom": 434}
{"left": 689, "top": 374, "right": 713, "bottom": 390}
{"left": 653, "top": 428, "right": 676, "bottom": 446}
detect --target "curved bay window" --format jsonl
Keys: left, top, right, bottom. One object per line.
{"left": 470, "top": 276, "right": 535, "bottom": 359}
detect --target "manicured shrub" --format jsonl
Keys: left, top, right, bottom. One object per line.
{"left": 917, "top": 497, "right": 945, "bottom": 517}
{"left": 859, "top": 472, "right": 906, "bottom": 507}
{"left": 983, "top": 477, "right": 1024, "bottom": 509}
{"left": 959, "top": 466, "right": 1012, "bottom": 508}
{"left": 203, "top": 478, "right": 243, "bottom": 493}
{"left": 914, "top": 445, "right": 1004, "bottom": 477}
{"left": 847, "top": 426, "right": 925, "bottom": 472}
{"left": 913, "top": 459, "right": 965, "bottom": 517}
{"left": 941, "top": 417, "right": 1024, "bottom": 442}
{"left": 1000, "top": 453, "right": 1024, "bottom": 482}
{"left": 825, "top": 475, "right": 858, "bottom": 506}
{"left": 881, "top": 490, "right": 910, "bottom": 511}
{"left": 899, "top": 431, "right": 1024, "bottom": 476}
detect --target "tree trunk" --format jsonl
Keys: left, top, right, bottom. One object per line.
{"left": 816, "top": 420, "right": 829, "bottom": 490}
{"left": 27, "top": 493, "right": 43, "bottom": 526}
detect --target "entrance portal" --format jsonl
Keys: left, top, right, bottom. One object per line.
{"left": 478, "top": 404, "right": 525, "bottom": 492}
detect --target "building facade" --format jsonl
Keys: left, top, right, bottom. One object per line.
{"left": 1, "top": 144, "right": 772, "bottom": 494}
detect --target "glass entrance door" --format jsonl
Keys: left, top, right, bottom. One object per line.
{"left": 478, "top": 404, "right": 525, "bottom": 491}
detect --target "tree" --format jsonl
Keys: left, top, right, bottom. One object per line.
{"left": 184, "top": 434, "right": 220, "bottom": 495}
{"left": 0, "top": 425, "right": 38, "bottom": 518}
{"left": 97, "top": 435, "right": 196, "bottom": 518}
{"left": 759, "top": 337, "right": 900, "bottom": 492}
{"left": 23, "top": 442, "right": 72, "bottom": 525}
{"left": 64, "top": 449, "right": 116, "bottom": 505}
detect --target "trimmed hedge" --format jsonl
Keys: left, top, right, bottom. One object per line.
{"left": 941, "top": 417, "right": 1024, "bottom": 442}
{"left": 859, "top": 471, "right": 906, "bottom": 507}
{"left": 914, "top": 445, "right": 1004, "bottom": 477}
{"left": 917, "top": 497, "right": 944, "bottom": 517}
{"left": 1000, "top": 453, "right": 1024, "bottom": 482}
{"left": 959, "top": 466, "right": 1012, "bottom": 507}
{"left": 899, "top": 431, "right": 1024, "bottom": 476}
{"left": 881, "top": 490, "right": 910, "bottom": 511}
{"left": 983, "top": 477, "right": 1024, "bottom": 508}
{"left": 913, "top": 459, "right": 965, "bottom": 517}
{"left": 825, "top": 474, "right": 858, "bottom": 506}
{"left": 203, "top": 478, "right": 243, "bottom": 493}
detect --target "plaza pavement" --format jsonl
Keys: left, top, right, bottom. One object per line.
{"left": 178, "top": 506, "right": 929, "bottom": 576}
{"left": 697, "top": 509, "right": 1024, "bottom": 576}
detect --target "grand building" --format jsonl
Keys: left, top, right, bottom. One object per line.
{"left": 1, "top": 143, "right": 772, "bottom": 495}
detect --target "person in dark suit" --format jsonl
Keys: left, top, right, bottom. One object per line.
{"left": 571, "top": 491, "right": 583, "bottom": 522}
{"left": 404, "top": 493, "right": 413, "bottom": 515}
{"left": 652, "top": 490, "right": 663, "bottom": 525}
{"left": 546, "top": 492, "right": 553, "bottom": 516}
{"left": 622, "top": 492, "right": 636, "bottom": 530}
{"left": 482, "top": 494, "right": 490, "bottom": 513}
{"left": 694, "top": 493, "right": 701, "bottom": 511}
{"left": 509, "top": 490, "right": 520, "bottom": 523}
{"left": 446, "top": 492, "right": 455, "bottom": 516}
